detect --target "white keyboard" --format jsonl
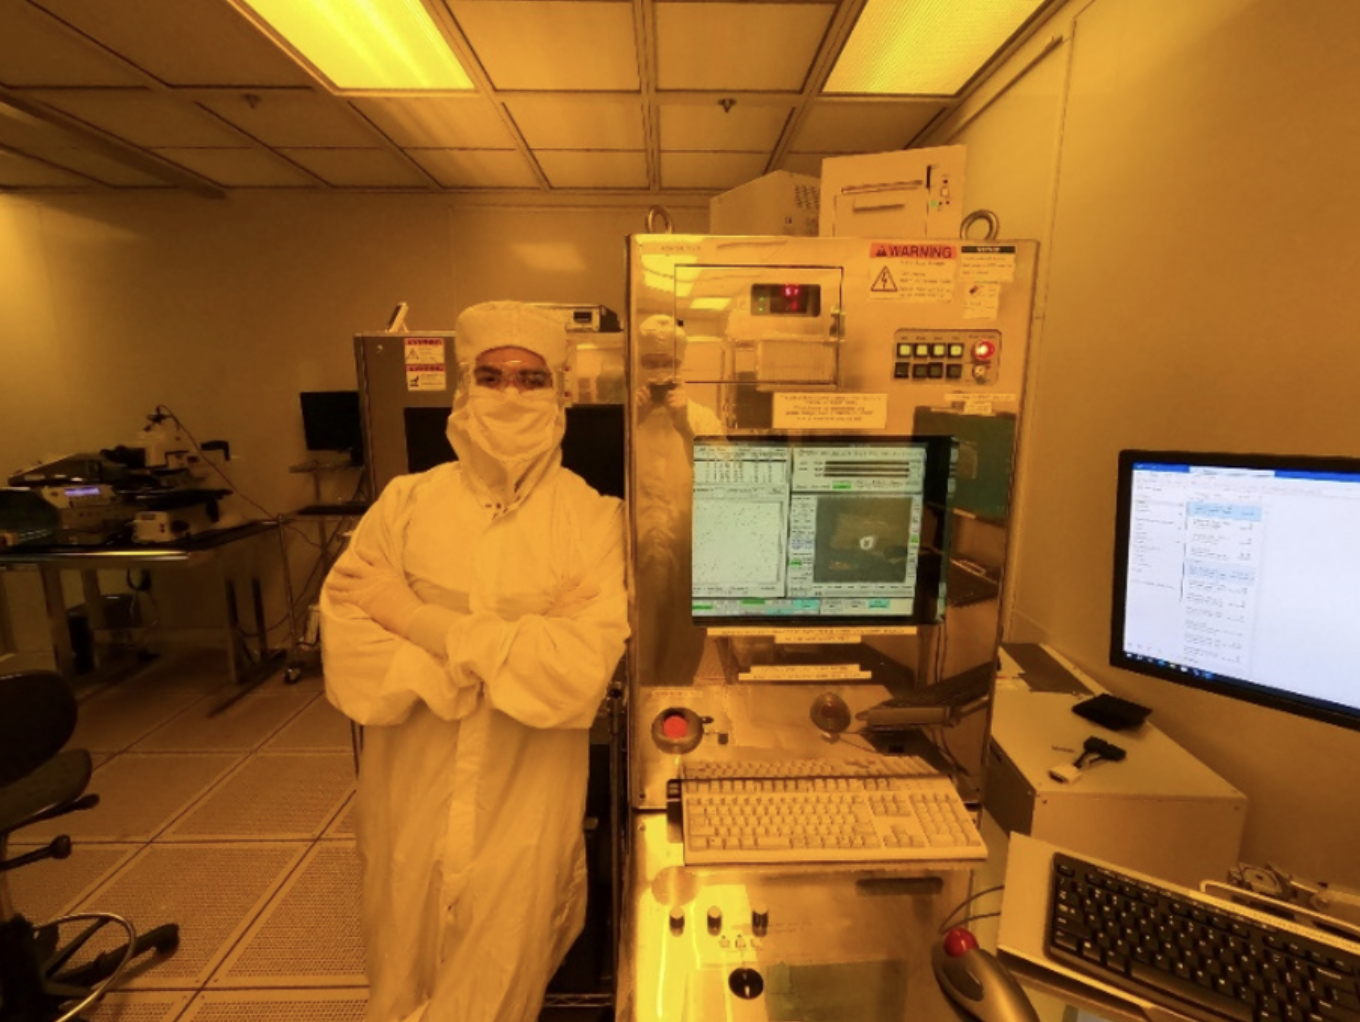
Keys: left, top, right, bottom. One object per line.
{"left": 682, "top": 756, "right": 936, "bottom": 781}
{"left": 680, "top": 769, "right": 986, "bottom": 866}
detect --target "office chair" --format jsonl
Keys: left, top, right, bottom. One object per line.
{"left": 0, "top": 670, "right": 178, "bottom": 1022}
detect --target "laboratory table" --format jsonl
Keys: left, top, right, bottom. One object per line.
{"left": 0, "top": 520, "right": 292, "bottom": 689}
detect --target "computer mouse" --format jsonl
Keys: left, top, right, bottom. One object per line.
{"left": 932, "top": 927, "right": 1041, "bottom": 1022}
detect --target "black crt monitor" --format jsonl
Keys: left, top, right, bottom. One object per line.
{"left": 402, "top": 405, "right": 626, "bottom": 500}
{"left": 300, "top": 390, "right": 365, "bottom": 466}
{"left": 1111, "top": 449, "right": 1360, "bottom": 733}
{"left": 691, "top": 435, "right": 957, "bottom": 627}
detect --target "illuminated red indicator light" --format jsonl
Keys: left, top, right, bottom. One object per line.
{"left": 662, "top": 714, "right": 689, "bottom": 740}
{"left": 973, "top": 340, "right": 997, "bottom": 361}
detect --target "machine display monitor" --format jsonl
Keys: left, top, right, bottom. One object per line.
{"left": 1111, "top": 449, "right": 1360, "bottom": 732}
{"left": 300, "top": 390, "right": 365, "bottom": 466}
{"left": 691, "top": 435, "right": 956, "bottom": 625}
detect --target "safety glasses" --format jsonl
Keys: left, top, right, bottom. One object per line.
{"left": 467, "top": 362, "right": 558, "bottom": 392}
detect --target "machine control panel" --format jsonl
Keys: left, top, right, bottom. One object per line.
{"left": 891, "top": 329, "right": 1001, "bottom": 384}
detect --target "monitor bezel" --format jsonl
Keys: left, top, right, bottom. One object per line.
{"left": 690, "top": 432, "right": 957, "bottom": 629}
{"left": 1110, "top": 448, "right": 1360, "bottom": 734}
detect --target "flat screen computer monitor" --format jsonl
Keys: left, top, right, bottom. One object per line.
{"left": 300, "top": 390, "right": 364, "bottom": 466}
{"left": 1111, "top": 449, "right": 1360, "bottom": 732}
{"left": 691, "top": 434, "right": 956, "bottom": 626}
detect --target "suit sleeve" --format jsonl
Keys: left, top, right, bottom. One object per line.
{"left": 320, "top": 476, "right": 478, "bottom": 726}
{"left": 437, "top": 498, "right": 630, "bottom": 731}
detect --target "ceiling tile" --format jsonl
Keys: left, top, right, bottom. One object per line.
{"left": 353, "top": 96, "right": 517, "bottom": 149}
{"left": 200, "top": 90, "right": 382, "bottom": 148}
{"left": 0, "top": 0, "right": 146, "bottom": 86}
{"left": 792, "top": 100, "right": 945, "bottom": 153}
{"left": 655, "top": 3, "right": 832, "bottom": 92}
{"left": 0, "top": 150, "right": 99, "bottom": 188}
{"left": 660, "top": 102, "right": 792, "bottom": 152}
{"left": 506, "top": 95, "right": 644, "bottom": 150}
{"left": 661, "top": 151, "right": 769, "bottom": 191}
{"left": 449, "top": 1, "right": 639, "bottom": 91}
{"left": 27, "top": 90, "right": 250, "bottom": 147}
{"left": 31, "top": 0, "right": 314, "bottom": 87}
{"left": 151, "top": 147, "right": 315, "bottom": 187}
{"left": 278, "top": 148, "right": 432, "bottom": 188}
{"left": 405, "top": 149, "right": 541, "bottom": 189}
{"left": 535, "top": 150, "right": 647, "bottom": 189}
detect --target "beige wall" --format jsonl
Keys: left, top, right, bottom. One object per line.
{"left": 0, "top": 192, "right": 704, "bottom": 654}
{"left": 927, "top": 0, "right": 1360, "bottom": 885}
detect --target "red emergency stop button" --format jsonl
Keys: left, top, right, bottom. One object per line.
{"left": 662, "top": 713, "right": 690, "bottom": 740}
{"left": 972, "top": 339, "right": 997, "bottom": 362}
{"left": 652, "top": 706, "right": 704, "bottom": 753}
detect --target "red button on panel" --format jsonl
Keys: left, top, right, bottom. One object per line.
{"left": 662, "top": 714, "right": 690, "bottom": 740}
{"left": 973, "top": 339, "right": 997, "bottom": 362}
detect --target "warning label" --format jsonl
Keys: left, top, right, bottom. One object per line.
{"left": 870, "top": 242, "right": 957, "bottom": 259}
{"left": 868, "top": 240, "right": 957, "bottom": 303}
{"left": 404, "top": 337, "right": 445, "bottom": 365}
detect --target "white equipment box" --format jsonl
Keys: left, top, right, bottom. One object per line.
{"left": 709, "top": 170, "right": 820, "bottom": 237}
{"left": 986, "top": 685, "right": 1247, "bottom": 888}
{"left": 819, "top": 145, "right": 966, "bottom": 239}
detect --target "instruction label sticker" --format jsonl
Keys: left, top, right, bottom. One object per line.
{"left": 868, "top": 241, "right": 957, "bottom": 303}
{"left": 773, "top": 627, "right": 917, "bottom": 644}
{"left": 947, "top": 392, "right": 1017, "bottom": 416}
{"left": 738, "top": 665, "right": 873, "bottom": 682}
{"left": 772, "top": 392, "right": 888, "bottom": 429}
{"left": 404, "top": 336, "right": 447, "bottom": 392}
{"left": 963, "top": 282, "right": 1002, "bottom": 320}
{"left": 960, "top": 244, "right": 1017, "bottom": 283}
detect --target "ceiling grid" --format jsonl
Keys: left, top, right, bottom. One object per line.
{"left": 0, "top": 0, "right": 1060, "bottom": 198}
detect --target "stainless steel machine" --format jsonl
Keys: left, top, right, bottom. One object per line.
{"left": 620, "top": 233, "right": 1039, "bottom": 1021}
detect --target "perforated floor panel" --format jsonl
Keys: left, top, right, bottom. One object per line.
{"left": 73, "top": 841, "right": 309, "bottom": 989}
{"left": 210, "top": 842, "right": 364, "bottom": 988}
{"left": 133, "top": 686, "right": 320, "bottom": 753}
{"left": 84, "top": 990, "right": 194, "bottom": 1021}
{"left": 71, "top": 683, "right": 218, "bottom": 754}
{"left": 261, "top": 695, "right": 353, "bottom": 752}
{"left": 17, "top": 753, "right": 244, "bottom": 843}
{"left": 3, "top": 843, "right": 139, "bottom": 922}
{"left": 161, "top": 753, "right": 355, "bottom": 841}
{"left": 321, "top": 795, "right": 356, "bottom": 839}
{"left": 178, "top": 990, "right": 368, "bottom": 1021}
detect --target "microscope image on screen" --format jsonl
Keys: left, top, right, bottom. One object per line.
{"left": 690, "top": 435, "right": 953, "bottom": 625}
{"left": 814, "top": 495, "right": 916, "bottom": 584}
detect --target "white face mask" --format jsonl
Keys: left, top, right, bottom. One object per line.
{"left": 464, "top": 387, "right": 560, "bottom": 463}
{"left": 445, "top": 386, "right": 566, "bottom": 509}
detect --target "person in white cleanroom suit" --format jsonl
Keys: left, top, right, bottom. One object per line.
{"left": 320, "top": 301, "right": 629, "bottom": 1022}
{"left": 632, "top": 314, "right": 723, "bottom": 686}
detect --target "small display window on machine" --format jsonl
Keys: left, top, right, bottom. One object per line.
{"left": 690, "top": 434, "right": 956, "bottom": 627}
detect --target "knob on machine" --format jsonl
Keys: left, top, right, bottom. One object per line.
{"left": 809, "top": 692, "right": 852, "bottom": 734}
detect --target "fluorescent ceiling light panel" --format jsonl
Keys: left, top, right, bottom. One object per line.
{"left": 825, "top": 0, "right": 1045, "bottom": 96}
{"left": 241, "top": 0, "right": 473, "bottom": 90}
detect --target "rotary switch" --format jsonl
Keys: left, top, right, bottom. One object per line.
{"left": 751, "top": 904, "right": 769, "bottom": 937}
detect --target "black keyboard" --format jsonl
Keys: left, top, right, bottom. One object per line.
{"left": 1046, "top": 852, "right": 1360, "bottom": 1022}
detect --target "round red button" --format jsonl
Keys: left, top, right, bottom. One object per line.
{"left": 661, "top": 714, "right": 690, "bottom": 740}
